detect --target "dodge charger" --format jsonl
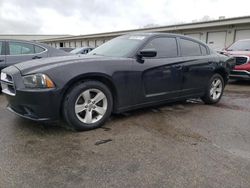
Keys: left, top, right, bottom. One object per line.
{"left": 1, "top": 33, "right": 235, "bottom": 131}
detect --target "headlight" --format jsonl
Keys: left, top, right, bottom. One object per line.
{"left": 23, "top": 74, "right": 55, "bottom": 88}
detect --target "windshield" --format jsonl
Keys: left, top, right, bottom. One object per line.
{"left": 88, "top": 36, "right": 145, "bottom": 57}
{"left": 227, "top": 40, "right": 250, "bottom": 51}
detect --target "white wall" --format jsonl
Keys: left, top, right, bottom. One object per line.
{"left": 44, "top": 25, "right": 250, "bottom": 50}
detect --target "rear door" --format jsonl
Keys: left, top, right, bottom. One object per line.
{"left": 178, "top": 37, "right": 213, "bottom": 96}
{"left": 5, "top": 41, "right": 48, "bottom": 66}
{"left": 0, "top": 41, "right": 6, "bottom": 70}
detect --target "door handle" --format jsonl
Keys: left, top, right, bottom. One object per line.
{"left": 32, "top": 56, "right": 42, "bottom": 59}
{"left": 0, "top": 59, "right": 4, "bottom": 62}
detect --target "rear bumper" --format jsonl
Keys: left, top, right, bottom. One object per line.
{"left": 230, "top": 70, "right": 250, "bottom": 79}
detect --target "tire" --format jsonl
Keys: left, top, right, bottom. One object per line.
{"left": 63, "top": 81, "right": 113, "bottom": 131}
{"left": 201, "top": 73, "right": 224, "bottom": 104}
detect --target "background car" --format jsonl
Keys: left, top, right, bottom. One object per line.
{"left": 0, "top": 39, "right": 68, "bottom": 71}
{"left": 70, "top": 47, "right": 94, "bottom": 54}
{"left": 223, "top": 39, "right": 250, "bottom": 79}
{"left": 1, "top": 33, "right": 235, "bottom": 131}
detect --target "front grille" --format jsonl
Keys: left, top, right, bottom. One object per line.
{"left": 235, "top": 56, "right": 248, "bottom": 66}
{"left": 1, "top": 72, "right": 16, "bottom": 96}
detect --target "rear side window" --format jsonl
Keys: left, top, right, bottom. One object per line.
{"left": 180, "top": 38, "right": 202, "bottom": 56}
{"left": 143, "top": 37, "right": 178, "bottom": 58}
{"left": 200, "top": 45, "right": 208, "bottom": 55}
{"left": 35, "top": 45, "right": 45, "bottom": 53}
{"left": 9, "top": 42, "right": 35, "bottom": 55}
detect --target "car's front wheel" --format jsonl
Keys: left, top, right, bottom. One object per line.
{"left": 63, "top": 81, "right": 113, "bottom": 131}
{"left": 201, "top": 73, "right": 224, "bottom": 104}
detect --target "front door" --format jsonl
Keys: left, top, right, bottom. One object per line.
{"left": 131, "top": 37, "right": 184, "bottom": 104}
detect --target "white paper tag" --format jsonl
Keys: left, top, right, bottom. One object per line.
{"left": 129, "top": 36, "right": 145, "bottom": 40}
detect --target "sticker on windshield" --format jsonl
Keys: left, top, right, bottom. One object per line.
{"left": 129, "top": 36, "right": 145, "bottom": 40}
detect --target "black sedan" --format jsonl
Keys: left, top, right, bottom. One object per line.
{"left": 1, "top": 33, "right": 235, "bottom": 131}
{"left": 0, "top": 39, "right": 68, "bottom": 71}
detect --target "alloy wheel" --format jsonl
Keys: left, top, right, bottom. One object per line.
{"left": 210, "top": 78, "right": 223, "bottom": 100}
{"left": 75, "top": 89, "right": 108, "bottom": 124}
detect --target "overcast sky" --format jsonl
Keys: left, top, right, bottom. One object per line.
{"left": 0, "top": 0, "right": 250, "bottom": 35}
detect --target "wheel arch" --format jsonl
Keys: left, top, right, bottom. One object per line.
{"left": 60, "top": 73, "right": 118, "bottom": 117}
{"left": 214, "top": 68, "right": 229, "bottom": 85}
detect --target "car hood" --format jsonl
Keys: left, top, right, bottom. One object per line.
{"left": 224, "top": 51, "right": 250, "bottom": 57}
{"left": 14, "top": 55, "right": 125, "bottom": 74}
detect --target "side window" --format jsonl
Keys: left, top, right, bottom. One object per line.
{"left": 34, "top": 45, "right": 45, "bottom": 53}
{"left": 9, "top": 42, "right": 35, "bottom": 55}
{"left": 143, "top": 37, "right": 178, "bottom": 58}
{"left": 180, "top": 39, "right": 202, "bottom": 56}
{"left": 200, "top": 44, "right": 208, "bottom": 55}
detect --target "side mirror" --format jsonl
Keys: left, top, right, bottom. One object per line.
{"left": 139, "top": 49, "right": 157, "bottom": 57}
{"left": 136, "top": 49, "right": 157, "bottom": 64}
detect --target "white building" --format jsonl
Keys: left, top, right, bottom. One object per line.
{"left": 0, "top": 34, "right": 71, "bottom": 41}
{"left": 39, "top": 16, "right": 250, "bottom": 51}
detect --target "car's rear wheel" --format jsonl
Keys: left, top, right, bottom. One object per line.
{"left": 201, "top": 74, "right": 224, "bottom": 104}
{"left": 63, "top": 81, "right": 113, "bottom": 131}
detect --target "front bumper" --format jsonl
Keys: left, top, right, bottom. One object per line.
{"left": 230, "top": 70, "right": 250, "bottom": 79}
{"left": 5, "top": 88, "right": 62, "bottom": 121}
{"left": 1, "top": 66, "right": 62, "bottom": 121}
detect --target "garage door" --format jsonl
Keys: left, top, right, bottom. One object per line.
{"left": 185, "top": 33, "right": 201, "bottom": 40}
{"left": 89, "top": 40, "right": 95, "bottom": 47}
{"left": 81, "top": 40, "right": 88, "bottom": 46}
{"left": 70, "top": 41, "right": 75, "bottom": 48}
{"left": 75, "top": 41, "right": 81, "bottom": 47}
{"left": 235, "top": 30, "right": 250, "bottom": 42}
{"left": 96, "top": 40, "right": 104, "bottom": 47}
{"left": 65, "top": 42, "right": 70, "bottom": 47}
{"left": 207, "top": 31, "right": 227, "bottom": 50}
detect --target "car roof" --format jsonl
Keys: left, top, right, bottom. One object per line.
{"left": 125, "top": 32, "right": 188, "bottom": 38}
{"left": 123, "top": 32, "right": 207, "bottom": 46}
{"left": 0, "top": 39, "right": 51, "bottom": 48}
